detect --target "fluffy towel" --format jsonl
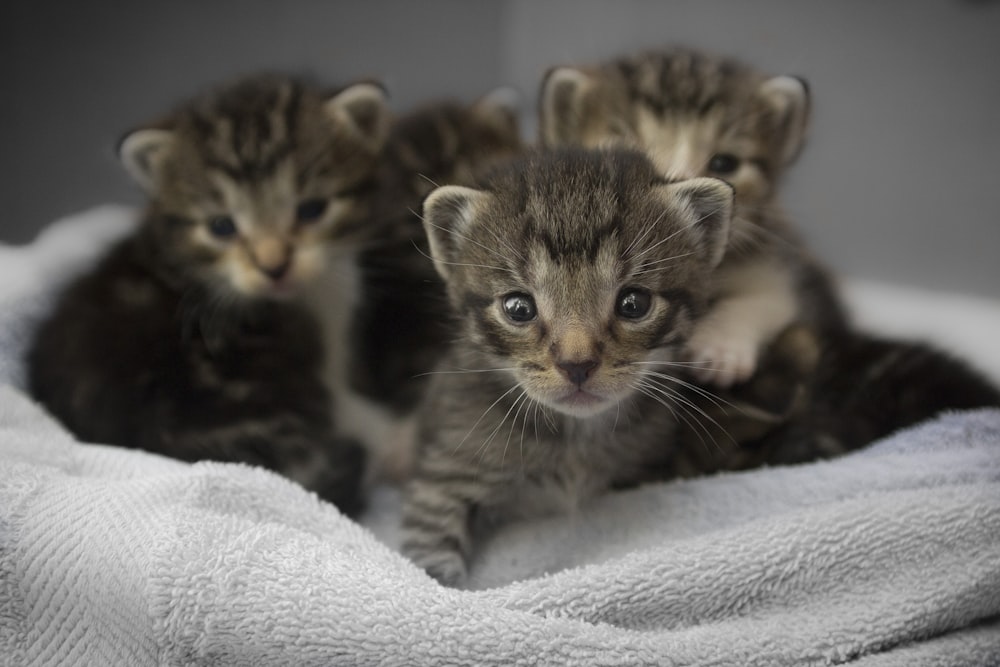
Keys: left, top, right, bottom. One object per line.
{"left": 2, "top": 208, "right": 999, "bottom": 666}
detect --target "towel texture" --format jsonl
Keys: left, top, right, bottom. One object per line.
{"left": 2, "top": 207, "right": 999, "bottom": 666}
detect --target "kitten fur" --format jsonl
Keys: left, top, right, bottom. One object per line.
{"left": 539, "top": 47, "right": 847, "bottom": 387}
{"left": 28, "top": 73, "right": 390, "bottom": 516}
{"left": 401, "top": 147, "right": 735, "bottom": 585}
{"left": 676, "top": 324, "right": 1000, "bottom": 473}
{"left": 330, "top": 90, "right": 525, "bottom": 481}
{"left": 537, "top": 47, "right": 1000, "bottom": 463}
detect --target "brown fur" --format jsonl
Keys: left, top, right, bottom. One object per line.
{"left": 401, "top": 148, "right": 735, "bottom": 585}
{"left": 28, "top": 73, "right": 390, "bottom": 515}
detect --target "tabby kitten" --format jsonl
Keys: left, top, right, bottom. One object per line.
{"left": 401, "top": 147, "right": 735, "bottom": 585}
{"left": 28, "top": 74, "right": 390, "bottom": 515}
{"left": 539, "top": 48, "right": 1000, "bottom": 464}
{"left": 539, "top": 47, "right": 846, "bottom": 387}
{"left": 328, "top": 90, "right": 525, "bottom": 481}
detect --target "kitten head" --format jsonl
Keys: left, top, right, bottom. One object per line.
{"left": 384, "top": 87, "right": 524, "bottom": 200}
{"left": 539, "top": 47, "right": 807, "bottom": 241}
{"left": 422, "top": 147, "right": 733, "bottom": 418}
{"left": 118, "top": 74, "right": 390, "bottom": 299}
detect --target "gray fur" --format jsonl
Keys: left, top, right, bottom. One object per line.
{"left": 401, "top": 148, "right": 734, "bottom": 585}
{"left": 539, "top": 47, "right": 847, "bottom": 391}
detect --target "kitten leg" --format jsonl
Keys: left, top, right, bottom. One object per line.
{"left": 400, "top": 457, "right": 503, "bottom": 586}
{"left": 687, "top": 259, "right": 797, "bottom": 387}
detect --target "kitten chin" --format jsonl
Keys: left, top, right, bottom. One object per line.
{"left": 28, "top": 73, "right": 391, "bottom": 516}
{"left": 401, "top": 147, "right": 734, "bottom": 585}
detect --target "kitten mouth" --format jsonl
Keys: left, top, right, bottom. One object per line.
{"left": 260, "top": 278, "right": 300, "bottom": 299}
{"left": 557, "top": 388, "right": 606, "bottom": 409}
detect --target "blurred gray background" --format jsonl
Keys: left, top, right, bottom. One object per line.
{"left": 2, "top": 0, "right": 998, "bottom": 297}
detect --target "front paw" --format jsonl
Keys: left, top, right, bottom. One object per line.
{"left": 402, "top": 541, "right": 468, "bottom": 587}
{"left": 686, "top": 329, "right": 759, "bottom": 387}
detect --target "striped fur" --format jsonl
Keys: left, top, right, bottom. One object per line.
{"left": 401, "top": 148, "right": 735, "bottom": 585}
{"left": 539, "top": 47, "right": 847, "bottom": 389}
{"left": 27, "top": 74, "right": 388, "bottom": 516}
{"left": 336, "top": 91, "right": 525, "bottom": 482}
{"left": 539, "top": 48, "right": 1000, "bottom": 465}
{"left": 674, "top": 325, "right": 1000, "bottom": 473}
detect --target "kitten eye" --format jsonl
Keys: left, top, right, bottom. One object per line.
{"left": 707, "top": 153, "right": 741, "bottom": 175}
{"left": 295, "top": 198, "right": 328, "bottom": 225}
{"left": 616, "top": 288, "right": 652, "bottom": 320}
{"left": 502, "top": 293, "right": 537, "bottom": 323}
{"left": 207, "top": 215, "right": 237, "bottom": 239}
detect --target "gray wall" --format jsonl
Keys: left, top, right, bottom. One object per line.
{"left": 3, "top": 1, "right": 998, "bottom": 298}
{"left": 0, "top": 0, "right": 505, "bottom": 241}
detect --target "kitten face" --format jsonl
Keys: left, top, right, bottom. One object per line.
{"left": 118, "top": 75, "right": 389, "bottom": 299}
{"left": 539, "top": 49, "right": 808, "bottom": 244}
{"left": 423, "top": 148, "right": 733, "bottom": 418}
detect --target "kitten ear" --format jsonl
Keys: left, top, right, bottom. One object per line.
{"left": 117, "top": 128, "right": 176, "bottom": 193}
{"left": 324, "top": 82, "right": 391, "bottom": 151}
{"left": 422, "top": 185, "right": 489, "bottom": 281}
{"left": 472, "top": 86, "right": 522, "bottom": 136}
{"left": 538, "top": 66, "right": 596, "bottom": 146}
{"left": 661, "top": 177, "right": 734, "bottom": 268}
{"left": 758, "top": 75, "right": 810, "bottom": 165}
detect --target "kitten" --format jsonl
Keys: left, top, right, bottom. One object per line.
{"left": 27, "top": 73, "right": 390, "bottom": 516}
{"left": 325, "top": 90, "right": 525, "bottom": 482}
{"left": 401, "top": 147, "right": 735, "bottom": 585}
{"left": 537, "top": 48, "right": 1000, "bottom": 464}
{"left": 539, "top": 47, "right": 847, "bottom": 388}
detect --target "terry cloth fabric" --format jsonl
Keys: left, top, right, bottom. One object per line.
{"left": 2, "top": 207, "right": 999, "bottom": 665}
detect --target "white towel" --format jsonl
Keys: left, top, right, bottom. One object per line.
{"left": 2, "top": 206, "right": 999, "bottom": 666}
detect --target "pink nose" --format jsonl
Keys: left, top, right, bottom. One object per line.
{"left": 557, "top": 360, "right": 598, "bottom": 386}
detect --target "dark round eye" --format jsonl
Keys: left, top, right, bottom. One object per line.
{"left": 707, "top": 153, "right": 741, "bottom": 175}
{"left": 616, "top": 289, "right": 652, "bottom": 320}
{"left": 207, "top": 215, "right": 237, "bottom": 239}
{"left": 296, "top": 198, "right": 328, "bottom": 224}
{"left": 502, "top": 293, "right": 537, "bottom": 323}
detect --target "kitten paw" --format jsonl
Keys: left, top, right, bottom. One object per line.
{"left": 402, "top": 543, "right": 468, "bottom": 587}
{"left": 686, "top": 330, "right": 759, "bottom": 387}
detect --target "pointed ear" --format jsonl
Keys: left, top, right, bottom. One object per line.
{"left": 422, "top": 185, "right": 489, "bottom": 281}
{"left": 324, "top": 82, "right": 390, "bottom": 151}
{"left": 472, "top": 86, "right": 522, "bottom": 136}
{"left": 659, "top": 177, "right": 734, "bottom": 268}
{"left": 758, "top": 75, "right": 810, "bottom": 165}
{"left": 538, "top": 66, "right": 596, "bottom": 146}
{"left": 117, "top": 128, "right": 175, "bottom": 193}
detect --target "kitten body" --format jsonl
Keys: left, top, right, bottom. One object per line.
{"left": 402, "top": 148, "right": 735, "bottom": 584}
{"left": 538, "top": 48, "right": 1000, "bottom": 463}
{"left": 540, "top": 47, "right": 846, "bottom": 387}
{"left": 28, "top": 74, "right": 390, "bottom": 515}
{"left": 691, "top": 325, "right": 1000, "bottom": 470}
{"left": 325, "top": 91, "right": 525, "bottom": 482}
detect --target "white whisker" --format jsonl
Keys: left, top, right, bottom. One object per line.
{"left": 454, "top": 383, "right": 521, "bottom": 455}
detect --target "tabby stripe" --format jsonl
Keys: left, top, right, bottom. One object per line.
{"left": 475, "top": 314, "right": 512, "bottom": 357}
